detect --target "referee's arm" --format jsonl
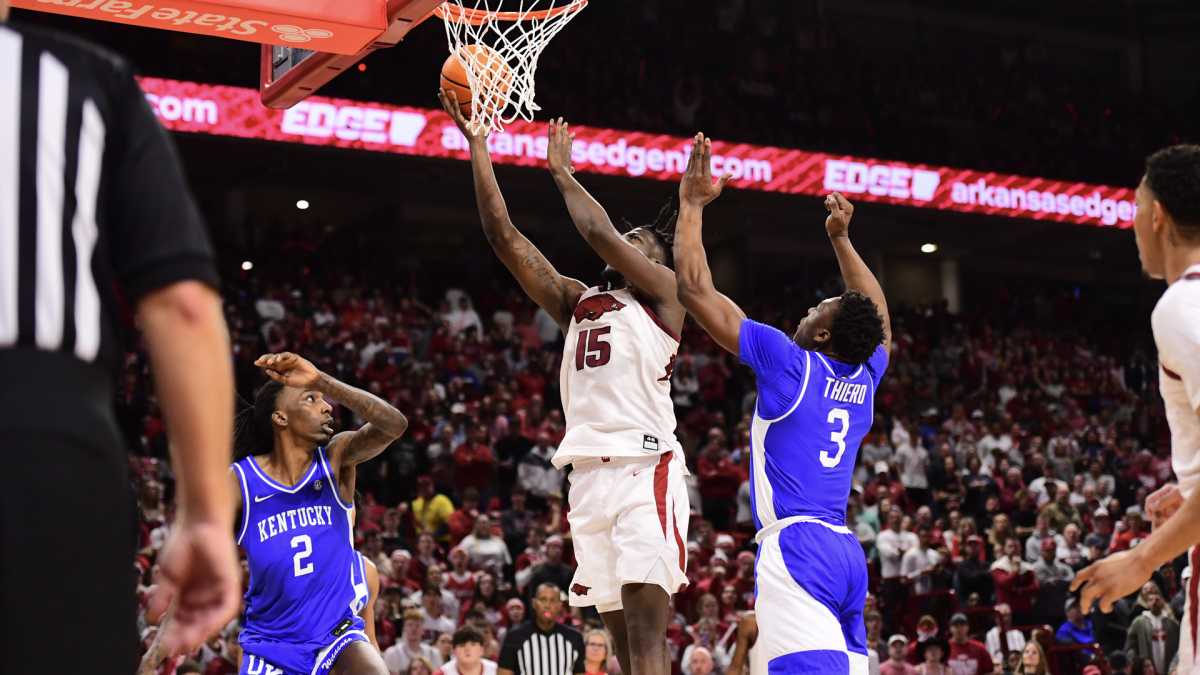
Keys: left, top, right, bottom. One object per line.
{"left": 106, "top": 62, "right": 240, "bottom": 653}
{"left": 498, "top": 629, "right": 519, "bottom": 675}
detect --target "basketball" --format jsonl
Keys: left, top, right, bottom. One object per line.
{"left": 440, "top": 44, "right": 513, "bottom": 119}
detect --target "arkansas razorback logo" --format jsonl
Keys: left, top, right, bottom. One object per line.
{"left": 573, "top": 293, "right": 626, "bottom": 323}
{"left": 571, "top": 583, "right": 591, "bottom": 596}
{"left": 658, "top": 354, "right": 676, "bottom": 382}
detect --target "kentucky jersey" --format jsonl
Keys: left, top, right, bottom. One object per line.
{"left": 554, "top": 286, "right": 682, "bottom": 468}
{"left": 233, "top": 448, "right": 368, "bottom": 674}
{"left": 740, "top": 318, "right": 886, "bottom": 675}
{"left": 741, "top": 319, "right": 887, "bottom": 529}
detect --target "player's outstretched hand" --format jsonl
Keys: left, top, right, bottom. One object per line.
{"left": 255, "top": 352, "right": 321, "bottom": 388}
{"left": 1070, "top": 547, "right": 1154, "bottom": 614}
{"left": 1147, "top": 482, "right": 1184, "bottom": 529}
{"left": 438, "top": 89, "right": 487, "bottom": 143}
{"left": 679, "top": 133, "right": 730, "bottom": 208}
{"left": 825, "top": 192, "right": 854, "bottom": 238}
{"left": 547, "top": 117, "right": 575, "bottom": 177}
{"left": 146, "top": 520, "right": 240, "bottom": 656}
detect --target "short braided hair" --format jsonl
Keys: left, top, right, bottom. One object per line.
{"left": 829, "top": 290, "right": 885, "bottom": 364}
{"left": 1145, "top": 144, "right": 1200, "bottom": 240}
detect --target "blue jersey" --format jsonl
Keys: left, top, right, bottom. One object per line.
{"left": 233, "top": 447, "right": 361, "bottom": 645}
{"left": 739, "top": 319, "right": 888, "bottom": 530}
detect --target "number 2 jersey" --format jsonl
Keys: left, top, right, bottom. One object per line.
{"left": 553, "top": 286, "right": 683, "bottom": 468}
{"left": 739, "top": 319, "right": 888, "bottom": 530}
{"left": 232, "top": 448, "right": 367, "bottom": 643}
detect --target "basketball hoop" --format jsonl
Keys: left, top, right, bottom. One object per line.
{"left": 436, "top": 0, "right": 587, "bottom": 132}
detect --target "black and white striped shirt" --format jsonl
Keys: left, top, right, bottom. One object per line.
{"left": 497, "top": 621, "right": 585, "bottom": 675}
{"left": 0, "top": 21, "right": 216, "bottom": 436}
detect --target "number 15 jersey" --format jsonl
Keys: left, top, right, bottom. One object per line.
{"left": 232, "top": 448, "right": 361, "bottom": 644}
{"left": 554, "top": 286, "right": 683, "bottom": 469}
{"left": 740, "top": 319, "right": 888, "bottom": 530}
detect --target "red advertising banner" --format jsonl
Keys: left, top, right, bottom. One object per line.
{"left": 138, "top": 76, "right": 1137, "bottom": 229}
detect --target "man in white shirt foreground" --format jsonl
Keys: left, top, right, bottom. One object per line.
{"left": 1073, "top": 144, "right": 1200, "bottom": 673}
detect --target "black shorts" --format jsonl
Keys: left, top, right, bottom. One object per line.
{"left": 2, "top": 431, "right": 138, "bottom": 672}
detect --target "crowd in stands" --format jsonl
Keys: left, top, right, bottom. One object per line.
{"left": 124, "top": 270, "right": 1176, "bottom": 675}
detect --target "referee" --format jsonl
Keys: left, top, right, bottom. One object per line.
{"left": 499, "top": 584, "right": 586, "bottom": 675}
{"left": 0, "top": 4, "right": 239, "bottom": 673}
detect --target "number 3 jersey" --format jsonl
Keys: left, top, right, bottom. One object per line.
{"left": 554, "top": 286, "right": 683, "bottom": 468}
{"left": 739, "top": 319, "right": 888, "bottom": 530}
{"left": 232, "top": 448, "right": 364, "bottom": 643}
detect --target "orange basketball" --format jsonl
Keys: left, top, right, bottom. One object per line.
{"left": 440, "top": 44, "right": 513, "bottom": 119}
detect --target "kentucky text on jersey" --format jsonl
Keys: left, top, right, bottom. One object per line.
{"left": 823, "top": 377, "right": 868, "bottom": 405}
{"left": 256, "top": 505, "right": 336, "bottom": 544}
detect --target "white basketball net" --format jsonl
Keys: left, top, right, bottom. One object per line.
{"left": 438, "top": 0, "right": 586, "bottom": 132}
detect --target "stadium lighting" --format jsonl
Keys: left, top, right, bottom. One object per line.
{"left": 296, "top": 199, "right": 310, "bottom": 210}
{"left": 241, "top": 260, "right": 254, "bottom": 271}
{"left": 921, "top": 243, "right": 938, "bottom": 254}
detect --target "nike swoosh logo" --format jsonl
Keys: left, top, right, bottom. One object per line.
{"left": 254, "top": 493, "right": 278, "bottom": 503}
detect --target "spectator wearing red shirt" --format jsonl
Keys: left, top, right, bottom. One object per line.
{"left": 386, "top": 549, "right": 422, "bottom": 594}
{"left": 730, "top": 551, "right": 756, "bottom": 608}
{"left": 698, "top": 354, "right": 732, "bottom": 405}
{"left": 946, "top": 613, "right": 994, "bottom": 675}
{"left": 448, "top": 488, "right": 482, "bottom": 546}
{"left": 454, "top": 425, "right": 497, "bottom": 496}
{"left": 444, "top": 547, "right": 478, "bottom": 613}
{"left": 990, "top": 537, "right": 1038, "bottom": 625}
{"left": 1108, "top": 506, "right": 1147, "bottom": 553}
{"left": 411, "top": 532, "right": 444, "bottom": 586}
{"left": 717, "top": 585, "right": 742, "bottom": 625}
{"left": 697, "top": 428, "right": 745, "bottom": 531}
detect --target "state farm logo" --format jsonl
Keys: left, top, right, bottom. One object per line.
{"left": 824, "top": 159, "right": 941, "bottom": 202}
{"left": 273, "top": 24, "right": 333, "bottom": 43}
{"left": 33, "top": 1, "right": 337, "bottom": 42}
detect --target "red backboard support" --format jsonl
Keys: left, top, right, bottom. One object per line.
{"left": 259, "top": 0, "right": 444, "bottom": 109}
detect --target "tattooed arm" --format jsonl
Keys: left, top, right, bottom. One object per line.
{"left": 439, "top": 90, "right": 586, "bottom": 331}
{"left": 254, "top": 353, "right": 408, "bottom": 488}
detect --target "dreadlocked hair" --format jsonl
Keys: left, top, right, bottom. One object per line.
{"left": 233, "top": 380, "right": 284, "bottom": 460}
{"left": 619, "top": 193, "right": 679, "bottom": 266}
{"left": 829, "top": 290, "right": 885, "bottom": 365}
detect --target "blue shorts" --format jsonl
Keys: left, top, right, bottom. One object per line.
{"left": 755, "top": 520, "right": 869, "bottom": 674}
{"left": 240, "top": 615, "right": 368, "bottom": 675}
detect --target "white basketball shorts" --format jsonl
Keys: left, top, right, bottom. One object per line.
{"left": 565, "top": 452, "right": 690, "bottom": 612}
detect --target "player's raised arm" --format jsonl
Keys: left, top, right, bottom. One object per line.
{"left": 439, "top": 91, "right": 585, "bottom": 331}
{"left": 825, "top": 193, "right": 892, "bottom": 353}
{"left": 546, "top": 118, "right": 678, "bottom": 304}
{"left": 255, "top": 352, "right": 407, "bottom": 472}
{"left": 673, "top": 134, "right": 742, "bottom": 354}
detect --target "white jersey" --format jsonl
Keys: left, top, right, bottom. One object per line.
{"left": 554, "top": 286, "right": 681, "bottom": 468}
{"left": 1152, "top": 264, "right": 1200, "bottom": 498}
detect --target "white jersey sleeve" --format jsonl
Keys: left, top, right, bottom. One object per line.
{"left": 1152, "top": 265, "right": 1200, "bottom": 497}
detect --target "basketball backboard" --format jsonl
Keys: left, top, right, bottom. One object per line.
{"left": 260, "top": 0, "right": 445, "bottom": 109}
{"left": 12, "top": 0, "right": 445, "bottom": 109}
